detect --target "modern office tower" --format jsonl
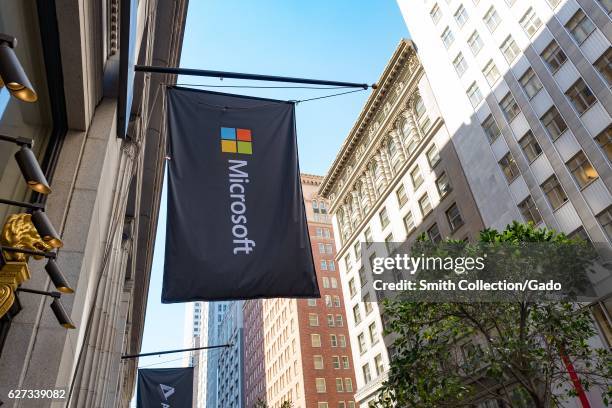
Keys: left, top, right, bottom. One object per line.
{"left": 243, "top": 174, "right": 357, "bottom": 408}
{"left": 183, "top": 302, "right": 208, "bottom": 407}
{"left": 206, "top": 301, "right": 231, "bottom": 408}
{"left": 243, "top": 299, "right": 266, "bottom": 407}
{"left": 396, "top": 0, "right": 611, "bottom": 350}
{"left": 216, "top": 301, "right": 245, "bottom": 408}
{"left": 318, "top": 39, "right": 487, "bottom": 406}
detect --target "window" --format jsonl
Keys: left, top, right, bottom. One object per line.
{"left": 546, "top": 0, "right": 560, "bottom": 7}
{"left": 342, "top": 356, "right": 350, "bottom": 369}
{"left": 385, "top": 233, "right": 395, "bottom": 254}
{"left": 333, "top": 295, "right": 341, "bottom": 308}
{"left": 336, "top": 315, "right": 343, "bottom": 327}
{"left": 364, "top": 227, "right": 373, "bottom": 246}
{"left": 379, "top": 207, "right": 389, "bottom": 228}
{"left": 520, "top": 7, "right": 542, "bottom": 37}
{"left": 309, "top": 313, "right": 319, "bottom": 326}
{"left": 594, "top": 48, "right": 612, "bottom": 87}
{"left": 519, "top": 131, "right": 542, "bottom": 162}
{"left": 362, "top": 363, "right": 372, "bottom": 383}
{"left": 446, "top": 203, "right": 464, "bottom": 231}
{"left": 353, "top": 242, "right": 361, "bottom": 261}
{"left": 597, "top": 206, "right": 612, "bottom": 241}
{"left": 540, "top": 107, "right": 567, "bottom": 140}
{"left": 468, "top": 31, "right": 484, "bottom": 55}
{"left": 311, "top": 334, "right": 321, "bottom": 347}
{"left": 364, "top": 293, "right": 373, "bottom": 314}
{"left": 353, "top": 304, "right": 362, "bottom": 324}
{"left": 566, "top": 79, "right": 596, "bottom": 114}
{"left": 315, "top": 378, "right": 326, "bottom": 393}
{"left": 332, "top": 356, "right": 341, "bottom": 369}
{"left": 541, "top": 41, "right": 567, "bottom": 72}
{"left": 596, "top": 126, "right": 612, "bottom": 161}
{"left": 318, "top": 243, "right": 325, "bottom": 253}
{"left": 415, "top": 97, "right": 431, "bottom": 133}
{"left": 441, "top": 27, "right": 455, "bottom": 48}
{"left": 374, "top": 354, "right": 384, "bottom": 376}
{"left": 360, "top": 263, "right": 369, "bottom": 286}
{"left": 518, "top": 196, "right": 542, "bottom": 224}
{"left": 419, "top": 194, "right": 432, "bottom": 216}
{"left": 436, "top": 172, "right": 452, "bottom": 197}
{"left": 411, "top": 166, "right": 424, "bottom": 189}
{"left": 339, "top": 335, "right": 347, "bottom": 348}
{"left": 592, "top": 299, "right": 612, "bottom": 347}
{"left": 483, "top": 6, "right": 501, "bottom": 32}
{"left": 430, "top": 3, "right": 442, "bottom": 24}
{"left": 482, "top": 115, "right": 501, "bottom": 143}
{"left": 308, "top": 298, "right": 317, "bottom": 306}
{"left": 327, "top": 314, "right": 335, "bottom": 327}
{"left": 325, "top": 294, "right": 332, "bottom": 306}
{"left": 453, "top": 53, "right": 468, "bottom": 77}
{"left": 427, "top": 145, "right": 441, "bottom": 167}
{"left": 519, "top": 68, "right": 542, "bottom": 99}
{"left": 454, "top": 5, "right": 469, "bottom": 27}
{"left": 329, "top": 260, "right": 336, "bottom": 271}
{"left": 428, "top": 223, "right": 442, "bottom": 243}
{"left": 326, "top": 244, "right": 333, "bottom": 254}
{"left": 345, "top": 254, "right": 353, "bottom": 271}
{"left": 567, "top": 151, "right": 598, "bottom": 188}
{"left": 483, "top": 60, "right": 500, "bottom": 85}
{"left": 499, "top": 152, "right": 520, "bottom": 182}
{"left": 596, "top": 0, "right": 612, "bottom": 13}
{"left": 404, "top": 211, "right": 415, "bottom": 233}
{"left": 500, "top": 36, "right": 520, "bottom": 63}
{"left": 358, "top": 333, "right": 367, "bottom": 353}
{"left": 565, "top": 9, "right": 595, "bottom": 44}
{"left": 396, "top": 184, "right": 408, "bottom": 207}
{"left": 541, "top": 175, "right": 568, "bottom": 210}
{"left": 345, "top": 379, "right": 353, "bottom": 393}
{"left": 335, "top": 378, "right": 344, "bottom": 392}
{"left": 314, "top": 355, "right": 324, "bottom": 369}
{"left": 330, "top": 334, "right": 338, "bottom": 347}
{"left": 499, "top": 93, "right": 520, "bottom": 121}
{"left": 321, "top": 260, "right": 328, "bottom": 270}
{"left": 467, "top": 82, "right": 483, "bottom": 107}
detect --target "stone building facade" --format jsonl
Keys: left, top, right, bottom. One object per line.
{"left": 318, "top": 39, "right": 486, "bottom": 407}
{"left": 0, "top": 0, "right": 188, "bottom": 407}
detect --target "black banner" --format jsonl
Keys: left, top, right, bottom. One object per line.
{"left": 136, "top": 367, "right": 193, "bottom": 408}
{"left": 162, "top": 87, "right": 319, "bottom": 301}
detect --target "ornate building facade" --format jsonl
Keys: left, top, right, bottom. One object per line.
{"left": 319, "top": 39, "right": 485, "bottom": 406}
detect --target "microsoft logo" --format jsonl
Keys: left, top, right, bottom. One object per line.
{"left": 220, "top": 127, "right": 252, "bottom": 155}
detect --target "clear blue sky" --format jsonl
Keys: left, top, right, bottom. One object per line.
{"left": 138, "top": 0, "right": 408, "bottom": 379}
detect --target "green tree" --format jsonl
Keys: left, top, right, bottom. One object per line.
{"left": 254, "top": 397, "right": 293, "bottom": 408}
{"left": 377, "top": 222, "right": 611, "bottom": 408}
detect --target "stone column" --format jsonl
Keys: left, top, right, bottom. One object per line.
{"left": 390, "top": 129, "right": 406, "bottom": 162}
{"left": 379, "top": 143, "right": 394, "bottom": 180}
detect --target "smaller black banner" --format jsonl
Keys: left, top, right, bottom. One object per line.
{"left": 137, "top": 367, "right": 193, "bottom": 408}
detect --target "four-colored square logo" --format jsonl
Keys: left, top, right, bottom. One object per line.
{"left": 220, "top": 127, "right": 253, "bottom": 155}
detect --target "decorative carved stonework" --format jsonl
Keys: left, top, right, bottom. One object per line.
{"left": 0, "top": 213, "right": 54, "bottom": 319}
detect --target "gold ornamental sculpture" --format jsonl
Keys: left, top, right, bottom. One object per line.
{"left": 0, "top": 213, "right": 53, "bottom": 318}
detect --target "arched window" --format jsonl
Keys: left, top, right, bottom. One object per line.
{"left": 414, "top": 96, "right": 431, "bottom": 134}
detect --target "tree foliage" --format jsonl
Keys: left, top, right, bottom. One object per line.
{"left": 377, "top": 222, "right": 612, "bottom": 408}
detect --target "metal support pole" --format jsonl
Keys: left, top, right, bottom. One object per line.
{"left": 135, "top": 65, "right": 374, "bottom": 90}
{"left": 16, "top": 287, "right": 61, "bottom": 298}
{"left": 0, "top": 245, "right": 56, "bottom": 259}
{"left": 0, "top": 198, "right": 44, "bottom": 209}
{"left": 0, "top": 134, "right": 33, "bottom": 147}
{"left": 121, "top": 343, "right": 233, "bottom": 360}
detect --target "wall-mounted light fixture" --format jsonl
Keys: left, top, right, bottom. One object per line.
{"left": 16, "top": 288, "right": 75, "bottom": 329}
{"left": 0, "top": 135, "right": 51, "bottom": 195}
{"left": 0, "top": 33, "right": 37, "bottom": 103}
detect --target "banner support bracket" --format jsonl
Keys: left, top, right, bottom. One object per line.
{"left": 135, "top": 65, "right": 376, "bottom": 90}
